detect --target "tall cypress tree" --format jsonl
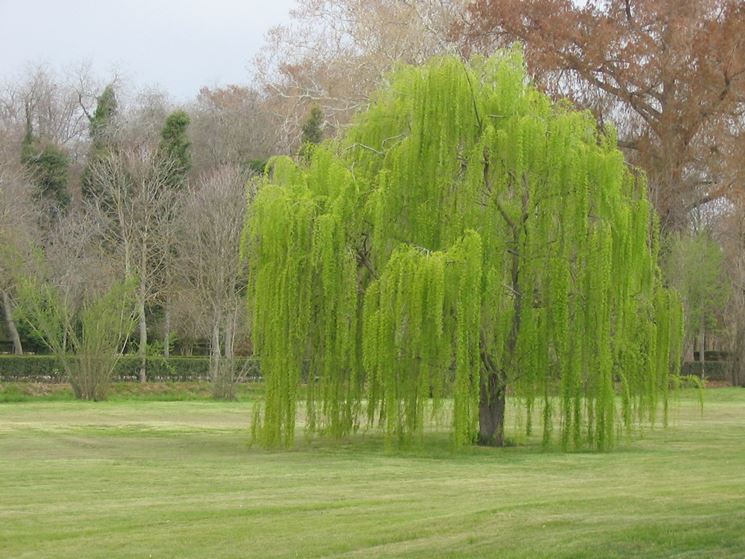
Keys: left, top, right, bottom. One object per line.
{"left": 21, "top": 129, "right": 70, "bottom": 217}
{"left": 157, "top": 110, "right": 191, "bottom": 358}
{"left": 81, "top": 84, "right": 118, "bottom": 199}
{"left": 299, "top": 105, "right": 323, "bottom": 159}
{"left": 246, "top": 51, "right": 684, "bottom": 450}
{"left": 158, "top": 110, "right": 191, "bottom": 189}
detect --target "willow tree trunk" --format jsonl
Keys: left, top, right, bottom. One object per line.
{"left": 479, "top": 372, "right": 506, "bottom": 446}
{"left": 2, "top": 290, "right": 23, "bottom": 355}
{"left": 478, "top": 221, "right": 522, "bottom": 447}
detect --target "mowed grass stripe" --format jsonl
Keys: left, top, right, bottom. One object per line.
{"left": 1, "top": 389, "right": 744, "bottom": 558}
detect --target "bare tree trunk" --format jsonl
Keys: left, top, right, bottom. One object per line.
{"left": 700, "top": 325, "right": 706, "bottom": 380}
{"left": 138, "top": 224, "right": 149, "bottom": 383}
{"left": 210, "top": 315, "right": 221, "bottom": 383}
{"left": 224, "top": 307, "right": 236, "bottom": 359}
{"left": 685, "top": 340, "right": 694, "bottom": 362}
{"left": 733, "top": 319, "right": 745, "bottom": 387}
{"left": 123, "top": 240, "right": 131, "bottom": 280}
{"left": 138, "top": 297, "right": 147, "bottom": 383}
{"left": 1, "top": 290, "right": 23, "bottom": 355}
{"left": 212, "top": 310, "right": 238, "bottom": 400}
{"left": 163, "top": 304, "right": 171, "bottom": 358}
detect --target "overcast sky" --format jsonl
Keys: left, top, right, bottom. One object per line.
{"left": 0, "top": 0, "right": 296, "bottom": 100}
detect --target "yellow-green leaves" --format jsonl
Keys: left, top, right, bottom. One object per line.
{"left": 247, "top": 51, "right": 682, "bottom": 449}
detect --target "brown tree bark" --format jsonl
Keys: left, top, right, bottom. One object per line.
{"left": 477, "top": 211, "right": 523, "bottom": 446}
{"left": 478, "top": 371, "right": 506, "bottom": 446}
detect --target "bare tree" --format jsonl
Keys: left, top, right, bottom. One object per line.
{"left": 0, "top": 164, "right": 39, "bottom": 354}
{"left": 189, "top": 85, "right": 275, "bottom": 175}
{"left": 87, "top": 148, "right": 179, "bottom": 381}
{"left": 5, "top": 200, "right": 134, "bottom": 400}
{"left": 176, "top": 166, "right": 250, "bottom": 398}
{"left": 119, "top": 88, "right": 173, "bottom": 151}
{"left": 458, "top": 0, "right": 745, "bottom": 231}
{"left": 255, "top": 0, "right": 468, "bottom": 151}
{"left": 4, "top": 65, "right": 92, "bottom": 146}
{"left": 0, "top": 64, "right": 100, "bottom": 172}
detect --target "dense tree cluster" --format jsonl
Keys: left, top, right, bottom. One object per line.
{"left": 1, "top": 0, "right": 741, "bottom": 417}
{"left": 0, "top": 68, "right": 273, "bottom": 398}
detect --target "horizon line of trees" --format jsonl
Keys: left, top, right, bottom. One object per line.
{"left": 2, "top": 0, "right": 744, "bottom": 400}
{"left": 0, "top": 63, "right": 330, "bottom": 399}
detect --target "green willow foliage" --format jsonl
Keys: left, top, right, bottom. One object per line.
{"left": 245, "top": 51, "right": 684, "bottom": 450}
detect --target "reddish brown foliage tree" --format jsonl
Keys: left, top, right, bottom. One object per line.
{"left": 459, "top": 0, "right": 745, "bottom": 229}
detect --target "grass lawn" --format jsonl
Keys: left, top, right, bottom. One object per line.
{"left": 1, "top": 388, "right": 744, "bottom": 558}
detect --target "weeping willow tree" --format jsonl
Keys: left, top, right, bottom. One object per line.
{"left": 245, "top": 50, "right": 684, "bottom": 450}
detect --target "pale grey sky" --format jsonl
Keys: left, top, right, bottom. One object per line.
{"left": 0, "top": 0, "right": 296, "bottom": 100}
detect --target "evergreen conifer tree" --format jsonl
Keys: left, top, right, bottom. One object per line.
{"left": 21, "top": 130, "right": 70, "bottom": 217}
{"left": 81, "top": 84, "right": 119, "bottom": 199}
{"left": 158, "top": 110, "right": 191, "bottom": 188}
{"left": 299, "top": 105, "right": 323, "bottom": 158}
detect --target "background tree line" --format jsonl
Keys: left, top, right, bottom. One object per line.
{"left": 0, "top": 66, "right": 284, "bottom": 398}
{"left": 2, "top": 0, "right": 744, "bottom": 397}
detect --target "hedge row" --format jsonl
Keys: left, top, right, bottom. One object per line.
{"left": 680, "top": 361, "right": 732, "bottom": 381}
{"left": 0, "top": 354, "right": 733, "bottom": 383}
{"left": 0, "top": 355, "right": 261, "bottom": 382}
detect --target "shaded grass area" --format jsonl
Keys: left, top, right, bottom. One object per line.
{"left": 1, "top": 389, "right": 744, "bottom": 558}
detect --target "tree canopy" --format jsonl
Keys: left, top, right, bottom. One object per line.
{"left": 460, "top": 0, "right": 745, "bottom": 231}
{"left": 246, "top": 51, "right": 684, "bottom": 450}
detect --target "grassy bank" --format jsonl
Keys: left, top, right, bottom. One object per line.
{"left": 1, "top": 389, "right": 744, "bottom": 558}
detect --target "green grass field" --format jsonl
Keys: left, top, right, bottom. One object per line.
{"left": 1, "top": 388, "right": 744, "bottom": 558}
